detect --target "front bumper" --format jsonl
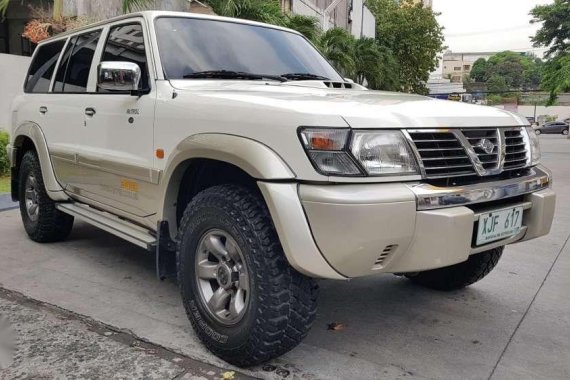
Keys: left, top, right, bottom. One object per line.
{"left": 259, "top": 166, "right": 555, "bottom": 279}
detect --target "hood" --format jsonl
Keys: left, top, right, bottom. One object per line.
{"left": 169, "top": 80, "right": 527, "bottom": 129}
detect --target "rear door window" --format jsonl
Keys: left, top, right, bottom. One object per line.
{"left": 24, "top": 39, "right": 66, "bottom": 93}
{"left": 53, "top": 30, "right": 102, "bottom": 93}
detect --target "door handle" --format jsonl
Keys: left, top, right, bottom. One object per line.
{"left": 39, "top": 106, "right": 47, "bottom": 114}
{"left": 85, "top": 107, "right": 96, "bottom": 117}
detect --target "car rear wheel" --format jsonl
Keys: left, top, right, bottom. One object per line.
{"left": 177, "top": 184, "right": 318, "bottom": 367}
{"left": 18, "top": 151, "right": 74, "bottom": 242}
{"left": 563, "top": 129, "right": 568, "bottom": 135}
{"left": 405, "top": 247, "right": 503, "bottom": 291}
{"left": 535, "top": 129, "right": 541, "bottom": 135}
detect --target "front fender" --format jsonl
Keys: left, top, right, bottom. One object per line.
{"left": 12, "top": 121, "right": 69, "bottom": 201}
{"left": 158, "top": 133, "right": 295, "bottom": 225}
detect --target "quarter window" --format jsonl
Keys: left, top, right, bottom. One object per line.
{"left": 24, "top": 40, "right": 65, "bottom": 93}
{"left": 53, "top": 30, "right": 101, "bottom": 93}
{"left": 99, "top": 23, "right": 149, "bottom": 91}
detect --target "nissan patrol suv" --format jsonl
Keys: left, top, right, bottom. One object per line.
{"left": 7, "top": 11, "right": 555, "bottom": 367}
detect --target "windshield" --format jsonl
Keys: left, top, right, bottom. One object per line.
{"left": 154, "top": 17, "right": 343, "bottom": 81}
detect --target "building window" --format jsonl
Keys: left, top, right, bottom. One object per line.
{"left": 454, "top": 67, "right": 461, "bottom": 71}
{"left": 464, "top": 65, "right": 471, "bottom": 70}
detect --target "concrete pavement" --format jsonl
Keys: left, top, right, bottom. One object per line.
{"left": 0, "top": 135, "right": 569, "bottom": 379}
{"left": 0, "top": 288, "right": 250, "bottom": 380}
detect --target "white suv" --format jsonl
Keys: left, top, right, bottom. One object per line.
{"left": 7, "top": 11, "right": 555, "bottom": 366}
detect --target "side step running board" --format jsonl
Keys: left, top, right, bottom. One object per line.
{"left": 56, "top": 203, "right": 156, "bottom": 250}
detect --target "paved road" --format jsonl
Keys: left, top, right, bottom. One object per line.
{"left": 0, "top": 135, "right": 569, "bottom": 379}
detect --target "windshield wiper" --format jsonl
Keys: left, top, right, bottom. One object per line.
{"left": 280, "top": 73, "right": 330, "bottom": 81}
{"left": 182, "top": 70, "right": 286, "bottom": 82}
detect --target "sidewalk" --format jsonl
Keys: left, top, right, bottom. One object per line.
{"left": 0, "top": 288, "right": 250, "bottom": 380}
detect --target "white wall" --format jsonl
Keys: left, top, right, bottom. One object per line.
{"left": 0, "top": 53, "right": 30, "bottom": 131}
{"left": 361, "top": 6, "right": 376, "bottom": 38}
{"left": 350, "top": 0, "right": 376, "bottom": 38}
{"left": 494, "top": 105, "right": 570, "bottom": 122}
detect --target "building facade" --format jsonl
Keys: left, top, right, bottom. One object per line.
{"left": 442, "top": 50, "right": 495, "bottom": 83}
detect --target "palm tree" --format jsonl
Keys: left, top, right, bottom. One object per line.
{"left": 283, "top": 14, "right": 320, "bottom": 43}
{"left": 316, "top": 28, "right": 356, "bottom": 78}
{"left": 353, "top": 37, "right": 400, "bottom": 90}
{"left": 206, "top": 0, "right": 284, "bottom": 25}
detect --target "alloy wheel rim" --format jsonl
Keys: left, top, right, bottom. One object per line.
{"left": 24, "top": 174, "right": 39, "bottom": 222}
{"left": 195, "top": 229, "right": 250, "bottom": 325}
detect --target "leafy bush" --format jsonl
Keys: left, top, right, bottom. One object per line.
{"left": 0, "top": 131, "right": 10, "bottom": 176}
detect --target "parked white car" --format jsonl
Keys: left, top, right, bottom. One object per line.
{"left": 7, "top": 11, "right": 555, "bottom": 366}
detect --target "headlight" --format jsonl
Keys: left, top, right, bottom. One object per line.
{"left": 299, "top": 128, "right": 419, "bottom": 176}
{"left": 524, "top": 126, "right": 541, "bottom": 166}
{"left": 350, "top": 131, "right": 419, "bottom": 175}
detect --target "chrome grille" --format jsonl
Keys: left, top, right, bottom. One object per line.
{"left": 406, "top": 127, "right": 529, "bottom": 179}
{"left": 462, "top": 129, "right": 500, "bottom": 171}
{"left": 407, "top": 131, "right": 475, "bottom": 178}
{"left": 504, "top": 128, "right": 529, "bottom": 169}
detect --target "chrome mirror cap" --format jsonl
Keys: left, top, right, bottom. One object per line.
{"left": 97, "top": 61, "right": 141, "bottom": 92}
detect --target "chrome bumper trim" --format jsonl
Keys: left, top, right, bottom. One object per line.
{"left": 408, "top": 166, "right": 551, "bottom": 210}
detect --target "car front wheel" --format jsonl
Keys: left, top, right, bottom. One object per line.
{"left": 563, "top": 129, "right": 569, "bottom": 135}
{"left": 535, "top": 129, "right": 541, "bottom": 135}
{"left": 177, "top": 185, "right": 318, "bottom": 366}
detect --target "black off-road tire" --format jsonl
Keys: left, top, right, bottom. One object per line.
{"left": 18, "top": 151, "right": 74, "bottom": 242}
{"left": 405, "top": 247, "right": 503, "bottom": 291}
{"left": 177, "top": 185, "right": 318, "bottom": 367}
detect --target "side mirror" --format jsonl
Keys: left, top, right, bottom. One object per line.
{"left": 97, "top": 61, "right": 141, "bottom": 92}
{"left": 343, "top": 78, "right": 355, "bottom": 83}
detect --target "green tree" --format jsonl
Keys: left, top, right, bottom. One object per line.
{"left": 283, "top": 14, "right": 321, "bottom": 43}
{"left": 486, "top": 51, "right": 526, "bottom": 88}
{"left": 353, "top": 37, "right": 400, "bottom": 90}
{"left": 530, "top": 0, "right": 570, "bottom": 104}
{"left": 531, "top": 0, "right": 570, "bottom": 59}
{"left": 486, "top": 74, "right": 508, "bottom": 94}
{"left": 367, "top": 0, "right": 445, "bottom": 94}
{"left": 314, "top": 28, "right": 399, "bottom": 90}
{"left": 205, "top": 0, "right": 284, "bottom": 24}
{"left": 473, "top": 51, "right": 543, "bottom": 91}
{"left": 469, "top": 58, "right": 488, "bottom": 82}
{"left": 316, "top": 28, "right": 356, "bottom": 77}
{"left": 542, "top": 55, "right": 570, "bottom": 105}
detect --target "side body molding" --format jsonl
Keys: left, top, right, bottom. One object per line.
{"left": 12, "top": 122, "right": 69, "bottom": 201}
{"left": 158, "top": 134, "right": 295, "bottom": 231}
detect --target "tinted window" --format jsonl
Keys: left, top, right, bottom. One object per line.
{"left": 154, "top": 17, "right": 342, "bottom": 81}
{"left": 25, "top": 40, "right": 65, "bottom": 93}
{"left": 99, "top": 23, "right": 149, "bottom": 91}
{"left": 53, "top": 30, "right": 101, "bottom": 93}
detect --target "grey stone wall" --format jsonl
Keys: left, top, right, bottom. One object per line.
{"left": 63, "top": 0, "right": 190, "bottom": 20}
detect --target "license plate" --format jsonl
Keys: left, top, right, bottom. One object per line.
{"left": 476, "top": 206, "right": 523, "bottom": 246}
